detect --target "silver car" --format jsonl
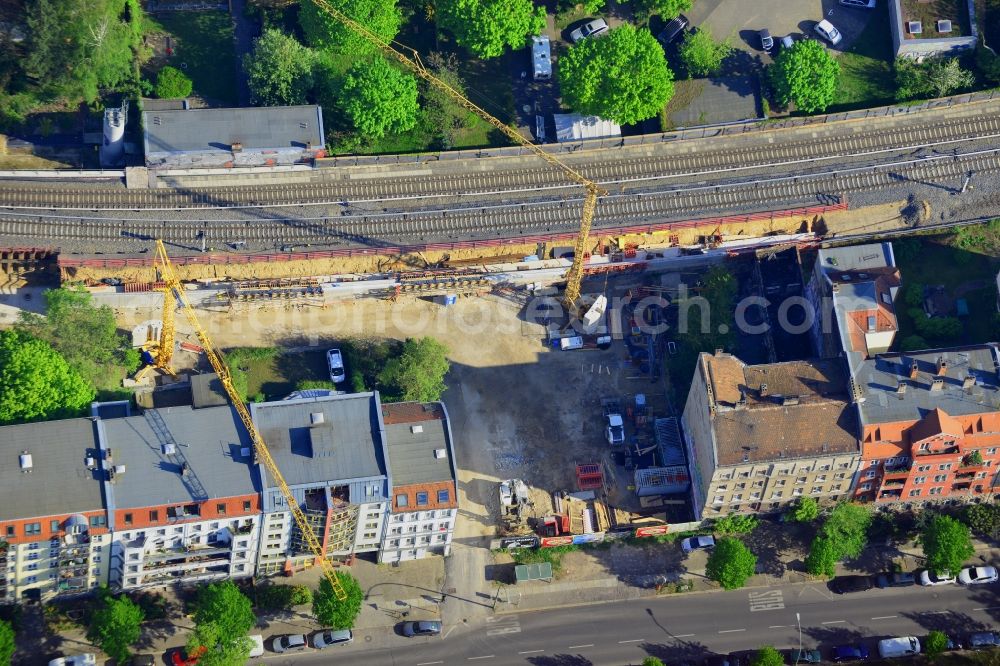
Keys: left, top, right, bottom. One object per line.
{"left": 680, "top": 535, "right": 715, "bottom": 553}
{"left": 570, "top": 18, "right": 609, "bottom": 43}
{"left": 814, "top": 19, "right": 843, "bottom": 45}
{"left": 959, "top": 565, "right": 998, "bottom": 585}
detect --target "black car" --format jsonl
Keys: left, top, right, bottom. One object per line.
{"left": 786, "top": 649, "right": 823, "bottom": 664}
{"left": 656, "top": 14, "right": 689, "bottom": 47}
{"left": 875, "top": 571, "right": 916, "bottom": 588}
{"left": 831, "top": 645, "right": 870, "bottom": 662}
{"left": 967, "top": 632, "right": 1000, "bottom": 649}
{"left": 128, "top": 657, "right": 155, "bottom": 666}
{"left": 758, "top": 28, "right": 773, "bottom": 50}
{"left": 829, "top": 575, "right": 874, "bottom": 594}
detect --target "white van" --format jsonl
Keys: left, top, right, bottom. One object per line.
{"left": 248, "top": 635, "right": 265, "bottom": 658}
{"left": 877, "top": 636, "right": 921, "bottom": 659}
{"left": 531, "top": 35, "right": 552, "bottom": 80}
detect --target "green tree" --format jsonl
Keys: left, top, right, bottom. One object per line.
{"left": 25, "top": 0, "right": 145, "bottom": 103}
{"left": 437, "top": 0, "right": 545, "bottom": 59}
{"left": 804, "top": 535, "right": 838, "bottom": 577}
{"left": 0, "top": 330, "right": 94, "bottom": 425}
{"left": 789, "top": 497, "right": 819, "bottom": 523}
{"left": 189, "top": 580, "right": 256, "bottom": 662}
{"left": 642, "top": 659, "right": 666, "bottom": 666}
{"left": 914, "top": 315, "right": 963, "bottom": 341}
{"left": 153, "top": 65, "right": 192, "bottom": 99}
{"left": 976, "top": 43, "right": 1000, "bottom": 84}
{"left": 963, "top": 503, "right": 1000, "bottom": 538}
{"left": 751, "top": 646, "right": 785, "bottom": 666}
{"left": 821, "top": 502, "right": 871, "bottom": 559}
{"left": 17, "top": 287, "right": 137, "bottom": 391}
{"left": 86, "top": 590, "right": 145, "bottom": 664}
{"left": 924, "top": 630, "right": 949, "bottom": 659}
{"left": 299, "top": 0, "right": 401, "bottom": 57}
{"left": 769, "top": 38, "right": 839, "bottom": 113}
{"left": 705, "top": 537, "right": 757, "bottom": 590}
{"left": 714, "top": 514, "right": 758, "bottom": 535}
{"left": 921, "top": 515, "right": 974, "bottom": 575}
{"left": 378, "top": 337, "right": 450, "bottom": 402}
{"left": 637, "top": 0, "right": 691, "bottom": 19}
{"left": 895, "top": 56, "right": 974, "bottom": 101}
{"left": 678, "top": 28, "right": 732, "bottom": 78}
{"left": 313, "top": 573, "right": 364, "bottom": 629}
{"left": 899, "top": 335, "right": 929, "bottom": 352}
{"left": 559, "top": 24, "right": 674, "bottom": 125}
{"left": 422, "top": 52, "right": 480, "bottom": 150}
{"left": 903, "top": 282, "right": 925, "bottom": 308}
{"left": 0, "top": 619, "right": 13, "bottom": 666}
{"left": 244, "top": 28, "right": 316, "bottom": 106}
{"left": 341, "top": 57, "right": 418, "bottom": 139}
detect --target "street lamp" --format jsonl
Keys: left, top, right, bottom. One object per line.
{"left": 796, "top": 612, "right": 803, "bottom": 666}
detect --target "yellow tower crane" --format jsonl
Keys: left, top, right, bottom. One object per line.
{"left": 308, "top": 0, "right": 607, "bottom": 309}
{"left": 152, "top": 239, "right": 349, "bottom": 601}
{"left": 134, "top": 255, "right": 177, "bottom": 381}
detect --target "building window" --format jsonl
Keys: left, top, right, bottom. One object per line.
{"left": 149, "top": 510, "right": 159, "bottom": 522}
{"left": 4, "top": 526, "right": 12, "bottom": 538}
{"left": 816, "top": 475, "right": 827, "bottom": 482}
{"left": 988, "top": 448, "right": 998, "bottom": 455}
{"left": 929, "top": 487, "right": 943, "bottom": 495}
{"left": 25, "top": 576, "right": 36, "bottom": 584}
{"left": 24, "top": 523, "right": 41, "bottom": 535}
{"left": 396, "top": 494, "right": 408, "bottom": 507}
{"left": 243, "top": 501, "right": 252, "bottom": 512}
{"left": 216, "top": 503, "right": 227, "bottom": 516}
{"left": 939, "top": 464, "right": 952, "bottom": 471}
{"left": 860, "top": 483, "right": 871, "bottom": 491}
{"left": 865, "top": 471, "right": 876, "bottom": 479}
{"left": 909, "top": 490, "right": 921, "bottom": 497}
{"left": 731, "top": 494, "right": 743, "bottom": 502}
{"left": 437, "top": 490, "right": 450, "bottom": 503}
{"left": 918, "top": 465, "right": 931, "bottom": 472}
{"left": 416, "top": 492, "right": 429, "bottom": 506}
{"left": 934, "top": 475, "right": 947, "bottom": 483}
{"left": 914, "top": 477, "right": 926, "bottom": 484}
{"left": 793, "top": 488, "right": 803, "bottom": 496}
{"left": 49, "top": 520, "right": 60, "bottom": 533}
{"left": 796, "top": 476, "right": 808, "bottom": 484}
{"left": 811, "top": 487, "right": 823, "bottom": 495}
{"left": 919, "top": 443, "right": 930, "bottom": 451}
{"left": 89, "top": 516, "right": 106, "bottom": 528}
{"left": 124, "top": 513, "right": 133, "bottom": 526}
{"left": 713, "top": 496, "right": 724, "bottom": 504}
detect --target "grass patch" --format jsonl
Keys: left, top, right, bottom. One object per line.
{"left": 555, "top": 5, "right": 590, "bottom": 31}
{"left": 510, "top": 544, "right": 579, "bottom": 574}
{"left": 830, "top": 2, "right": 896, "bottom": 112}
{"left": 148, "top": 11, "right": 238, "bottom": 105}
{"left": 662, "top": 79, "right": 707, "bottom": 130}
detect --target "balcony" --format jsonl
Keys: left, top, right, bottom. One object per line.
{"left": 141, "top": 564, "right": 229, "bottom": 585}
{"left": 878, "top": 488, "right": 904, "bottom": 501}
{"left": 144, "top": 545, "right": 231, "bottom": 564}
{"left": 881, "top": 477, "right": 907, "bottom": 488}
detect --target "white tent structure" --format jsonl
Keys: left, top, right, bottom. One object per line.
{"left": 553, "top": 113, "right": 621, "bottom": 142}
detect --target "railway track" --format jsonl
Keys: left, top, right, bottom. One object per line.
{"left": 5, "top": 147, "right": 997, "bottom": 248}
{"left": 3, "top": 112, "right": 1000, "bottom": 211}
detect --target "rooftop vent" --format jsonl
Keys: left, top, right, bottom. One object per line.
{"left": 930, "top": 377, "right": 945, "bottom": 391}
{"left": 310, "top": 412, "right": 325, "bottom": 425}
{"left": 963, "top": 374, "right": 976, "bottom": 389}
{"left": 937, "top": 357, "right": 948, "bottom": 375}
{"left": 240, "top": 446, "right": 252, "bottom": 459}
{"left": 780, "top": 395, "right": 800, "bottom": 406}
{"left": 231, "top": 141, "right": 243, "bottom": 153}
{"left": 908, "top": 20, "right": 923, "bottom": 34}
{"left": 867, "top": 315, "right": 876, "bottom": 332}
{"left": 113, "top": 464, "right": 126, "bottom": 476}
{"left": 105, "top": 448, "right": 114, "bottom": 463}
{"left": 162, "top": 443, "right": 176, "bottom": 456}
{"left": 937, "top": 19, "right": 952, "bottom": 33}
{"left": 760, "top": 383, "right": 768, "bottom": 396}
{"left": 19, "top": 451, "right": 32, "bottom": 472}
{"left": 910, "top": 361, "right": 919, "bottom": 379}
{"left": 434, "top": 448, "right": 448, "bottom": 459}
{"left": 85, "top": 456, "right": 96, "bottom": 470}
{"left": 896, "top": 381, "right": 908, "bottom": 394}
{"left": 411, "top": 425, "right": 424, "bottom": 434}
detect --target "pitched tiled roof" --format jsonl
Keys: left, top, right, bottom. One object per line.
{"left": 908, "top": 407, "right": 965, "bottom": 443}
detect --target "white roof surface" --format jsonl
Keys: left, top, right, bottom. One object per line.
{"left": 553, "top": 113, "right": 621, "bottom": 142}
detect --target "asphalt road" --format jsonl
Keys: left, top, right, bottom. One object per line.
{"left": 250, "top": 580, "right": 1000, "bottom": 666}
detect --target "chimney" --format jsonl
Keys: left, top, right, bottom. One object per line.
{"left": 105, "top": 448, "right": 114, "bottom": 463}
{"left": 937, "top": 357, "right": 948, "bottom": 375}
{"left": 715, "top": 348, "right": 724, "bottom": 357}
{"left": 737, "top": 389, "right": 747, "bottom": 409}
{"left": 781, "top": 395, "right": 800, "bottom": 406}
{"left": 909, "top": 361, "right": 919, "bottom": 379}
{"left": 231, "top": 141, "right": 243, "bottom": 153}
{"left": 963, "top": 374, "right": 976, "bottom": 389}
{"left": 896, "top": 380, "right": 908, "bottom": 394}
{"left": 930, "top": 377, "right": 945, "bottom": 391}
{"left": 760, "top": 383, "right": 768, "bottom": 397}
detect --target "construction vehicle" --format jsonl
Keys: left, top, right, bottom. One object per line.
{"left": 603, "top": 399, "right": 625, "bottom": 446}
{"left": 499, "top": 479, "right": 533, "bottom": 535}
{"left": 149, "top": 240, "right": 349, "bottom": 602}
{"left": 309, "top": 0, "right": 607, "bottom": 311}
{"left": 132, "top": 283, "right": 177, "bottom": 382}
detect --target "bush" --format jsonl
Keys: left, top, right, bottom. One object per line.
{"left": 899, "top": 335, "right": 929, "bottom": 352}
{"left": 705, "top": 537, "right": 757, "bottom": 590}
{"left": 963, "top": 503, "right": 1000, "bottom": 538}
{"left": 295, "top": 379, "right": 336, "bottom": 392}
{"left": 255, "top": 584, "right": 312, "bottom": 610}
{"left": 714, "top": 514, "right": 758, "bottom": 535}
{"left": 154, "top": 66, "right": 193, "bottom": 99}
{"left": 903, "top": 282, "right": 925, "bottom": 307}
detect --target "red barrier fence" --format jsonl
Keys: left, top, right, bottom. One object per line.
{"left": 55, "top": 201, "right": 847, "bottom": 270}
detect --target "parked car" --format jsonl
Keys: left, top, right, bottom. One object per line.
{"left": 327, "top": 348, "right": 345, "bottom": 383}
{"left": 840, "top": 0, "right": 876, "bottom": 7}
{"left": 779, "top": 34, "right": 795, "bottom": 50}
{"left": 876, "top": 571, "right": 916, "bottom": 588}
{"left": 968, "top": 632, "right": 1000, "bottom": 649}
{"left": 814, "top": 19, "right": 843, "bottom": 45}
{"left": 919, "top": 569, "right": 956, "bottom": 586}
{"left": 829, "top": 575, "right": 874, "bottom": 594}
{"left": 270, "top": 634, "right": 308, "bottom": 654}
{"left": 570, "top": 18, "right": 609, "bottom": 43}
{"left": 312, "top": 629, "right": 354, "bottom": 649}
{"left": 170, "top": 647, "right": 206, "bottom": 666}
{"left": 530, "top": 35, "right": 551, "bottom": 81}
{"left": 49, "top": 657, "right": 97, "bottom": 666}
{"left": 758, "top": 28, "right": 774, "bottom": 50}
{"left": 681, "top": 535, "right": 716, "bottom": 553}
{"left": 959, "top": 565, "right": 998, "bottom": 585}
{"left": 786, "top": 648, "right": 823, "bottom": 664}
{"left": 403, "top": 620, "right": 443, "bottom": 637}
{"left": 877, "top": 637, "right": 920, "bottom": 659}
{"left": 656, "top": 14, "right": 689, "bottom": 46}
{"left": 831, "top": 645, "right": 869, "bottom": 662}
{"left": 129, "top": 656, "right": 156, "bottom": 666}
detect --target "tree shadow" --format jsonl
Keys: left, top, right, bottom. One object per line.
{"left": 900, "top": 610, "right": 991, "bottom": 635}
{"left": 742, "top": 520, "right": 811, "bottom": 577}
{"left": 527, "top": 655, "right": 593, "bottom": 665}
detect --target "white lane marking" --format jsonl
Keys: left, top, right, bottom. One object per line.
{"left": 769, "top": 625, "right": 791, "bottom": 629}
{"left": 518, "top": 650, "right": 544, "bottom": 655}
{"left": 619, "top": 639, "right": 645, "bottom": 643}
{"left": 674, "top": 634, "right": 696, "bottom": 638}
{"left": 467, "top": 657, "right": 495, "bottom": 661}
{"left": 418, "top": 662, "right": 444, "bottom": 665}
{"left": 924, "top": 611, "right": 950, "bottom": 615}
{"left": 485, "top": 614, "right": 521, "bottom": 636}
{"left": 443, "top": 625, "right": 458, "bottom": 639}
{"left": 719, "top": 629, "right": 746, "bottom": 633}
{"left": 749, "top": 590, "right": 786, "bottom": 612}
{"left": 974, "top": 607, "right": 1000, "bottom": 611}
{"left": 822, "top": 621, "right": 847, "bottom": 625}
{"left": 568, "top": 644, "right": 594, "bottom": 649}
{"left": 872, "top": 616, "right": 898, "bottom": 620}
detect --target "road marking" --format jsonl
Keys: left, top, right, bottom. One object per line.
{"left": 719, "top": 629, "right": 746, "bottom": 634}
{"left": 974, "top": 607, "right": 1000, "bottom": 611}
{"left": 619, "top": 639, "right": 645, "bottom": 643}
{"left": 749, "top": 589, "right": 786, "bottom": 612}
{"left": 769, "top": 625, "right": 791, "bottom": 629}
{"left": 518, "top": 650, "right": 544, "bottom": 655}
{"left": 444, "top": 625, "right": 458, "bottom": 639}
{"left": 674, "top": 634, "right": 696, "bottom": 638}
{"left": 822, "top": 621, "right": 846, "bottom": 625}
{"left": 924, "top": 611, "right": 950, "bottom": 615}
{"left": 568, "top": 644, "right": 594, "bottom": 649}
{"left": 468, "top": 657, "right": 495, "bottom": 661}
{"left": 418, "top": 662, "right": 444, "bottom": 665}
{"left": 871, "top": 616, "right": 898, "bottom": 620}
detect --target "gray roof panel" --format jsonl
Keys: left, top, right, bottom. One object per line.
{"left": 384, "top": 417, "right": 455, "bottom": 486}
{"left": 142, "top": 105, "right": 324, "bottom": 155}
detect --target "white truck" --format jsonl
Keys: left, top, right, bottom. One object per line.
{"left": 603, "top": 399, "right": 624, "bottom": 446}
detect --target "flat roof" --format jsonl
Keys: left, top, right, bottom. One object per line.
{"left": 143, "top": 105, "right": 324, "bottom": 155}
{"left": 0, "top": 419, "right": 105, "bottom": 521}
{"left": 817, "top": 242, "right": 895, "bottom": 274}
{"left": 856, "top": 345, "right": 1000, "bottom": 424}
{"left": 100, "top": 406, "right": 259, "bottom": 507}
{"left": 251, "top": 393, "right": 387, "bottom": 487}
{"left": 382, "top": 403, "right": 455, "bottom": 486}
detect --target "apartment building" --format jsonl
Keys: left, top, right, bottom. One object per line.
{"left": 681, "top": 351, "right": 861, "bottom": 520}
{"left": 808, "top": 242, "right": 901, "bottom": 360}
{"left": 380, "top": 402, "right": 459, "bottom": 563}
{"left": 852, "top": 345, "right": 1000, "bottom": 505}
{"left": 250, "top": 393, "right": 390, "bottom": 576}
{"left": 97, "top": 406, "right": 262, "bottom": 590}
{"left": 0, "top": 420, "right": 110, "bottom": 603}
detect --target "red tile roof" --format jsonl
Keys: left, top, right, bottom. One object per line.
{"left": 381, "top": 402, "right": 444, "bottom": 425}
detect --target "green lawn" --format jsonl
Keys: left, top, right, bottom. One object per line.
{"left": 830, "top": 2, "right": 896, "bottom": 112}
{"left": 149, "top": 12, "right": 238, "bottom": 106}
